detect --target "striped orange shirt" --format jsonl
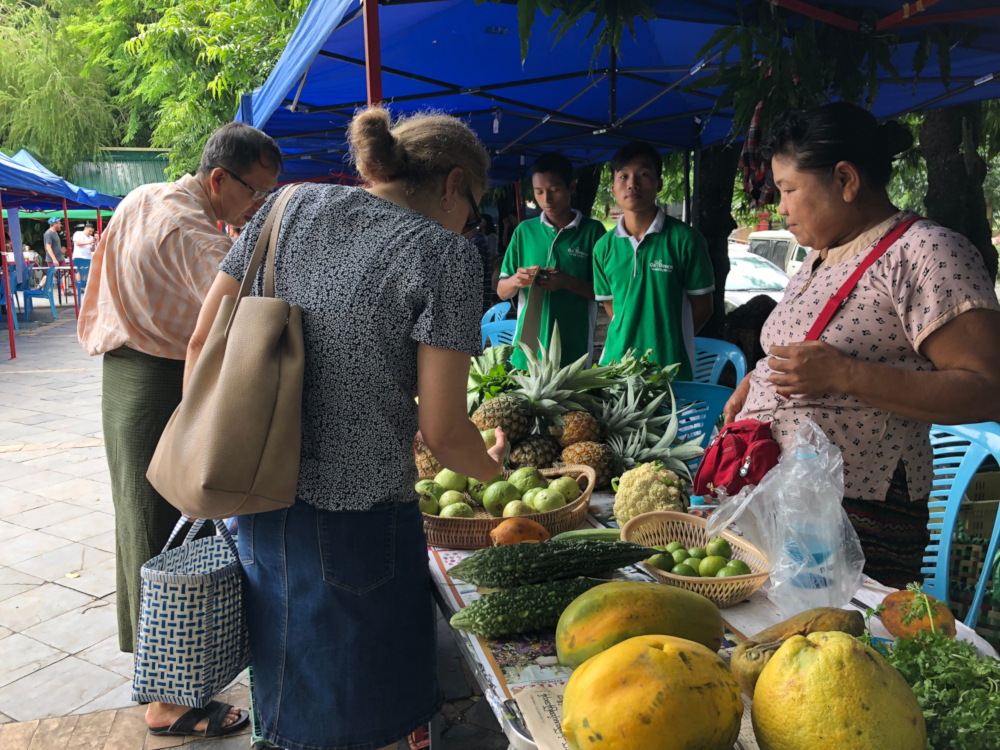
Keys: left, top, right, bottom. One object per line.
{"left": 77, "top": 175, "right": 232, "bottom": 360}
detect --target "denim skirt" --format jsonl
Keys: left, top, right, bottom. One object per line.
{"left": 239, "top": 499, "right": 441, "bottom": 750}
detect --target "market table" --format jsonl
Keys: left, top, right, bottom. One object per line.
{"left": 428, "top": 492, "right": 998, "bottom": 750}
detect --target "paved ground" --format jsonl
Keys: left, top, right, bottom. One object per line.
{"left": 0, "top": 305, "right": 509, "bottom": 749}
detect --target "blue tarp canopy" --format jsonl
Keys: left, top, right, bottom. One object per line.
{"left": 9, "top": 150, "right": 121, "bottom": 211}
{"left": 238, "top": 0, "right": 1000, "bottom": 183}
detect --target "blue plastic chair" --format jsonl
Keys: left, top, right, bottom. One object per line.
{"left": 481, "top": 319, "right": 517, "bottom": 348}
{"left": 0, "top": 269, "right": 18, "bottom": 331}
{"left": 923, "top": 423, "right": 1000, "bottom": 628}
{"left": 693, "top": 337, "right": 747, "bottom": 385}
{"left": 23, "top": 266, "right": 57, "bottom": 321}
{"left": 481, "top": 300, "right": 511, "bottom": 326}
{"left": 666, "top": 382, "right": 733, "bottom": 477}
{"left": 73, "top": 259, "right": 91, "bottom": 303}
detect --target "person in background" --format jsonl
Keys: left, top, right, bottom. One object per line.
{"left": 481, "top": 214, "right": 499, "bottom": 258}
{"left": 464, "top": 223, "right": 497, "bottom": 315}
{"left": 72, "top": 223, "right": 98, "bottom": 261}
{"left": 724, "top": 103, "right": 1000, "bottom": 587}
{"left": 498, "top": 153, "right": 606, "bottom": 368}
{"left": 593, "top": 142, "right": 714, "bottom": 379}
{"left": 78, "top": 122, "right": 282, "bottom": 739}
{"left": 499, "top": 207, "right": 518, "bottom": 253}
{"left": 186, "top": 107, "right": 505, "bottom": 750}
{"left": 43, "top": 217, "right": 65, "bottom": 265}
{"left": 22, "top": 243, "right": 39, "bottom": 265}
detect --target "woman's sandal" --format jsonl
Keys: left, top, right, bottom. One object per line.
{"left": 147, "top": 701, "right": 250, "bottom": 737}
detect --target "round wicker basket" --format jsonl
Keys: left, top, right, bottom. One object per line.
{"left": 422, "top": 465, "right": 596, "bottom": 550}
{"left": 620, "top": 511, "right": 769, "bottom": 608}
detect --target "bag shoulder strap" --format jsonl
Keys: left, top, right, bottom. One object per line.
{"left": 804, "top": 215, "right": 921, "bottom": 342}
{"left": 225, "top": 184, "right": 302, "bottom": 336}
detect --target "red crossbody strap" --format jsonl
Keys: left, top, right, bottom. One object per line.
{"left": 804, "top": 216, "right": 922, "bottom": 342}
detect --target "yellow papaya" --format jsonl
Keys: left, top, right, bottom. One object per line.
{"left": 731, "top": 607, "right": 864, "bottom": 698}
{"left": 555, "top": 581, "right": 723, "bottom": 668}
{"left": 562, "top": 634, "right": 743, "bottom": 750}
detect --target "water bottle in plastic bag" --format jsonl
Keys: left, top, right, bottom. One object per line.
{"left": 706, "top": 420, "right": 866, "bottom": 618}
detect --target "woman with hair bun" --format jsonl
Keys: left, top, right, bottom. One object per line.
{"left": 724, "top": 102, "right": 1000, "bottom": 587}
{"left": 187, "top": 107, "right": 506, "bottom": 750}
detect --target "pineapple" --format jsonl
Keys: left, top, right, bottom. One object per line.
{"left": 557, "top": 411, "right": 600, "bottom": 448}
{"left": 414, "top": 437, "right": 443, "bottom": 478}
{"left": 561, "top": 441, "right": 616, "bottom": 489}
{"left": 509, "top": 435, "right": 561, "bottom": 469}
{"left": 472, "top": 393, "right": 532, "bottom": 442}
{"left": 605, "top": 424, "right": 704, "bottom": 480}
{"left": 598, "top": 382, "right": 670, "bottom": 442}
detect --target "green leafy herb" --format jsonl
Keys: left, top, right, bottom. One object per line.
{"left": 881, "top": 630, "right": 1000, "bottom": 750}
{"left": 898, "top": 581, "right": 942, "bottom": 631}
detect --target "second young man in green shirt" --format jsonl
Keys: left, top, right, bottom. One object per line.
{"left": 499, "top": 154, "right": 607, "bottom": 369}
{"left": 593, "top": 142, "right": 715, "bottom": 380}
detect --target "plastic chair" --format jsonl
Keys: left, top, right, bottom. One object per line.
{"left": 665, "top": 382, "right": 734, "bottom": 477}
{"left": 481, "top": 319, "right": 517, "bottom": 348}
{"left": 923, "top": 423, "right": 1000, "bottom": 628}
{"left": 23, "top": 266, "right": 57, "bottom": 321}
{"left": 481, "top": 300, "right": 512, "bottom": 326}
{"left": 693, "top": 337, "right": 747, "bottom": 385}
{"left": 74, "top": 259, "right": 91, "bottom": 303}
{"left": 0, "top": 270, "right": 18, "bottom": 331}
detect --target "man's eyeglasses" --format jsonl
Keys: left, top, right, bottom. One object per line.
{"left": 463, "top": 188, "right": 482, "bottom": 235}
{"left": 212, "top": 165, "right": 275, "bottom": 202}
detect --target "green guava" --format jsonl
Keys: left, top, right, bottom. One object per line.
{"left": 531, "top": 489, "right": 567, "bottom": 512}
{"left": 520, "top": 487, "right": 544, "bottom": 509}
{"left": 502, "top": 501, "right": 536, "bottom": 518}
{"left": 547, "top": 476, "right": 582, "bottom": 502}
{"left": 434, "top": 468, "right": 468, "bottom": 493}
{"left": 467, "top": 475, "right": 501, "bottom": 504}
{"left": 483, "top": 481, "right": 522, "bottom": 517}
{"left": 481, "top": 429, "right": 497, "bottom": 450}
{"left": 440, "top": 502, "right": 474, "bottom": 518}
{"left": 415, "top": 480, "right": 445, "bottom": 502}
{"left": 418, "top": 495, "right": 439, "bottom": 515}
{"left": 439, "top": 490, "right": 467, "bottom": 509}
{"left": 508, "top": 467, "right": 548, "bottom": 495}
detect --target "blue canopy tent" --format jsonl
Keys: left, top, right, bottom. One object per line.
{"left": 237, "top": 0, "right": 1000, "bottom": 185}
{"left": 9, "top": 150, "right": 121, "bottom": 211}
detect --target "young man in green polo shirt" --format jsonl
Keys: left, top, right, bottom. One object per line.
{"left": 593, "top": 142, "right": 714, "bottom": 380}
{"left": 498, "top": 153, "right": 606, "bottom": 369}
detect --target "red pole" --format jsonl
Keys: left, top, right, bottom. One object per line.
{"left": 96, "top": 211, "right": 103, "bottom": 235}
{"left": 0, "top": 192, "right": 16, "bottom": 360}
{"left": 63, "top": 199, "right": 79, "bottom": 320}
{"left": 363, "top": 0, "right": 383, "bottom": 106}
{"left": 514, "top": 181, "right": 525, "bottom": 223}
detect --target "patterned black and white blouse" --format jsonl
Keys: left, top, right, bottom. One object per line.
{"left": 219, "top": 184, "right": 483, "bottom": 511}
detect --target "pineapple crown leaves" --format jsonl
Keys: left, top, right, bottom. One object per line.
{"left": 599, "top": 382, "right": 671, "bottom": 439}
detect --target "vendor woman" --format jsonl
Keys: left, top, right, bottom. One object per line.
{"left": 724, "top": 102, "right": 1000, "bottom": 588}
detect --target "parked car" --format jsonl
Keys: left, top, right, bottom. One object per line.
{"left": 747, "top": 229, "right": 811, "bottom": 277}
{"left": 724, "top": 250, "right": 790, "bottom": 313}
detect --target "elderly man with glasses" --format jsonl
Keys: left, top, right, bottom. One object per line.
{"left": 77, "top": 122, "right": 281, "bottom": 739}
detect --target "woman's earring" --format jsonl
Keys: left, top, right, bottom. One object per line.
{"left": 439, "top": 196, "right": 457, "bottom": 213}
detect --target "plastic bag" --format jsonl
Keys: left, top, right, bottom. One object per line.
{"left": 706, "top": 420, "right": 865, "bottom": 618}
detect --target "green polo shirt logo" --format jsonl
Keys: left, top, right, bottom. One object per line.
{"left": 649, "top": 260, "right": 674, "bottom": 273}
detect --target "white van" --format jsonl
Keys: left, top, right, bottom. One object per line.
{"left": 747, "top": 230, "right": 811, "bottom": 277}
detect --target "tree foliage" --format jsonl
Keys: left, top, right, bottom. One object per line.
{"left": 0, "top": 0, "right": 119, "bottom": 177}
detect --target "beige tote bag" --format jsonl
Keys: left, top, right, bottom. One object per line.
{"left": 147, "top": 185, "right": 305, "bottom": 519}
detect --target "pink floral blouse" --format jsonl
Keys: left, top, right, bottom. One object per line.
{"left": 738, "top": 211, "right": 1000, "bottom": 501}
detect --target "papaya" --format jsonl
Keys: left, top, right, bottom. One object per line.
{"left": 555, "top": 581, "right": 723, "bottom": 668}
{"left": 881, "top": 589, "right": 956, "bottom": 639}
{"left": 489, "top": 517, "right": 550, "bottom": 546}
{"left": 562, "top": 634, "right": 743, "bottom": 750}
{"left": 731, "top": 607, "right": 864, "bottom": 698}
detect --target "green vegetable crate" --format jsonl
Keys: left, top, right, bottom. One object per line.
{"left": 248, "top": 667, "right": 281, "bottom": 749}
{"left": 948, "top": 535, "right": 1000, "bottom": 650}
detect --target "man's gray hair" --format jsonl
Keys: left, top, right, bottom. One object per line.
{"left": 197, "top": 122, "right": 283, "bottom": 177}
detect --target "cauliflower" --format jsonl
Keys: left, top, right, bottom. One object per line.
{"left": 612, "top": 461, "right": 686, "bottom": 525}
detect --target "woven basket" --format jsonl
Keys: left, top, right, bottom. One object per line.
{"left": 422, "top": 465, "right": 596, "bottom": 550}
{"left": 620, "top": 511, "right": 769, "bottom": 608}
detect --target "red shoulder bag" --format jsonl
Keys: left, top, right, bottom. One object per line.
{"left": 692, "top": 216, "right": 921, "bottom": 498}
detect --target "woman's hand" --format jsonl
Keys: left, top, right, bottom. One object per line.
{"left": 723, "top": 374, "right": 752, "bottom": 425}
{"left": 486, "top": 427, "right": 507, "bottom": 471}
{"left": 767, "top": 341, "right": 852, "bottom": 398}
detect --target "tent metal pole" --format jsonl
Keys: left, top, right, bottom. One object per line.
{"left": 363, "top": 0, "right": 382, "bottom": 105}
{"left": 0, "top": 191, "right": 15, "bottom": 359}
{"left": 612, "top": 51, "right": 722, "bottom": 129}
{"left": 64, "top": 199, "right": 79, "bottom": 320}
{"left": 888, "top": 7, "right": 1000, "bottom": 28}
{"left": 609, "top": 49, "right": 617, "bottom": 124}
{"left": 691, "top": 118, "right": 703, "bottom": 232}
{"left": 514, "top": 181, "right": 524, "bottom": 223}
{"left": 888, "top": 69, "right": 1000, "bottom": 119}
{"left": 498, "top": 75, "right": 607, "bottom": 154}
{"left": 683, "top": 150, "right": 691, "bottom": 225}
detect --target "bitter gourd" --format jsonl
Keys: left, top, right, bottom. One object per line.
{"left": 447, "top": 540, "right": 655, "bottom": 588}
{"left": 449, "top": 578, "right": 606, "bottom": 638}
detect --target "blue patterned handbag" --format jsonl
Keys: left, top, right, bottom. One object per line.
{"left": 132, "top": 516, "right": 249, "bottom": 707}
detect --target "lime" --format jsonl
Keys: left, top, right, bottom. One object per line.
{"left": 648, "top": 553, "right": 674, "bottom": 570}
{"left": 687, "top": 547, "right": 707, "bottom": 560}
{"left": 698, "top": 555, "right": 730, "bottom": 578}
{"left": 671, "top": 563, "right": 698, "bottom": 578}
{"left": 671, "top": 549, "right": 690, "bottom": 565}
{"left": 706, "top": 537, "right": 733, "bottom": 559}
{"left": 665, "top": 541, "right": 685, "bottom": 554}
{"left": 716, "top": 567, "right": 744, "bottom": 578}
{"left": 724, "top": 559, "right": 752, "bottom": 576}
{"left": 652, "top": 544, "right": 667, "bottom": 552}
